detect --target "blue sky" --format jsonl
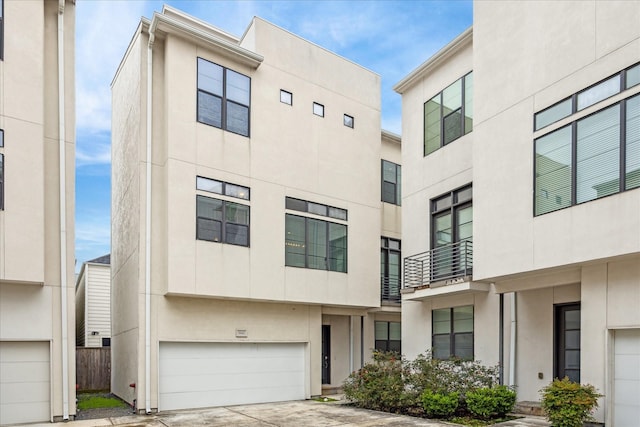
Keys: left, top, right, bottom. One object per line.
{"left": 74, "top": 0, "right": 473, "bottom": 271}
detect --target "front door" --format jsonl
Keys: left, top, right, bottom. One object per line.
{"left": 555, "top": 304, "right": 581, "bottom": 382}
{"left": 322, "top": 325, "right": 331, "bottom": 384}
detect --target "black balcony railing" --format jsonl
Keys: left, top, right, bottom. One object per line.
{"left": 403, "top": 240, "right": 473, "bottom": 289}
{"left": 381, "top": 276, "right": 401, "bottom": 303}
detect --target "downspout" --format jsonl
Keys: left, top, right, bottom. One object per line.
{"left": 509, "top": 292, "right": 517, "bottom": 387}
{"left": 57, "top": 0, "right": 69, "bottom": 420}
{"left": 360, "top": 316, "right": 364, "bottom": 368}
{"left": 499, "top": 293, "right": 504, "bottom": 385}
{"left": 144, "top": 23, "right": 155, "bottom": 415}
{"left": 349, "top": 317, "right": 353, "bottom": 373}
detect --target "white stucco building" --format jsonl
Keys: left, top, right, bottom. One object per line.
{"left": 0, "top": 0, "right": 76, "bottom": 424}
{"left": 395, "top": 1, "right": 640, "bottom": 425}
{"left": 111, "top": 6, "right": 400, "bottom": 413}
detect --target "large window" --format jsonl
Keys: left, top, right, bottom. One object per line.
{"left": 424, "top": 72, "right": 473, "bottom": 156}
{"left": 285, "top": 197, "right": 347, "bottom": 273}
{"left": 535, "top": 93, "right": 640, "bottom": 215}
{"left": 375, "top": 321, "right": 401, "bottom": 353}
{"left": 196, "top": 176, "right": 250, "bottom": 246}
{"left": 380, "top": 237, "right": 400, "bottom": 303}
{"left": 197, "top": 57, "right": 250, "bottom": 137}
{"left": 381, "top": 160, "right": 401, "bottom": 205}
{"left": 432, "top": 306, "right": 473, "bottom": 360}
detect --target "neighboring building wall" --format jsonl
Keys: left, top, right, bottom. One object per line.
{"left": 75, "top": 258, "right": 111, "bottom": 347}
{"left": 0, "top": 0, "right": 76, "bottom": 423}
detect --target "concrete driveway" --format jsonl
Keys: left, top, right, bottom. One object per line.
{"left": 27, "top": 400, "right": 550, "bottom": 427}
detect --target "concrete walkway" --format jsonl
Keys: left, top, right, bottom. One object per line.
{"left": 24, "top": 400, "right": 551, "bottom": 427}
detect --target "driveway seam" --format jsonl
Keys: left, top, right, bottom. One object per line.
{"left": 223, "top": 406, "right": 281, "bottom": 426}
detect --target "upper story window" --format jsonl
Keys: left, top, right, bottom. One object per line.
{"left": 280, "top": 89, "right": 292, "bottom": 105}
{"left": 197, "top": 57, "right": 250, "bottom": 137}
{"left": 381, "top": 237, "right": 401, "bottom": 303}
{"left": 534, "top": 92, "right": 640, "bottom": 216}
{"left": 535, "top": 63, "right": 640, "bottom": 131}
{"left": 424, "top": 72, "right": 473, "bottom": 156}
{"left": 196, "top": 176, "right": 250, "bottom": 246}
{"left": 343, "top": 114, "right": 354, "bottom": 128}
{"left": 381, "top": 160, "right": 401, "bottom": 205}
{"left": 313, "top": 102, "right": 324, "bottom": 117}
{"left": 285, "top": 197, "right": 347, "bottom": 273}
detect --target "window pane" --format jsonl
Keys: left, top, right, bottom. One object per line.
{"left": 286, "top": 197, "right": 307, "bottom": 212}
{"left": 0, "top": 154, "right": 3, "bottom": 210}
{"left": 328, "top": 223, "right": 347, "bottom": 272}
{"left": 424, "top": 96, "right": 441, "bottom": 155}
{"left": 307, "top": 218, "right": 327, "bottom": 270}
{"left": 382, "top": 182, "right": 396, "bottom": 204}
{"left": 197, "top": 218, "right": 221, "bottom": 242}
{"left": 453, "top": 306, "right": 473, "bottom": 333}
{"left": 627, "top": 64, "right": 640, "bottom": 89}
{"left": 388, "top": 239, "right": 400, "bottom": 251}
{"left": 382, "top": 160, "right": 397, "bottom": 184}
{"left": 443, "top": 109, "right": 463, "bottom": 145}
{"left": 285, "top": 215, "right": 306, "bottom": 267}
{"left": 313, "top": 102, "right": 324, "bottom": 117}
{"left": 225, "top": 223, "right": 248, "bottom": 246}
{"left": 434, "top": 213, "right": 452, "bottom": 246}
{"left": 197, "top": 58, "right": 223, "bottom": 95}
{"left": 226, "top": 69, "right": 250, "bottom": 105}
{"left": 576, "top": 104, "right": 620, "bottom": 203}
{"left": 0, "top": 129, "right": 3, "bottom": 147}
{"left": 464, "top": 72, "right": 473, "bottom": 134}
{"left": 225, "top": 183, "right": 250, "bottom": 200}
{"left": 197, "top": 91, "right": 222, "bottom": 128}
{"left": 577, "top": 75, "right": 621, "bottom": 111}
{"left": 308, "top": 202, "right": 327, "bottom": 216}
{"left": 626, "top": 95, "right": 640, "bottom": 190}
{"left": 226, "top": 101, "right": 249, "bottom": 136}
{"left": 389, "top": 340, "right": 401, "bottom": 353}
{"left": 225, "top": 202, "right": 249, "bottom": 225}
{"left": 389, "top": 322, "right": 401, "bottom": 340}
{"left": 442, "top": 78, "right": 462, "bottom": 112}
{"left": 535, "top": 126, "right": 572, "bottom": 215}
{"left": 375, "top": 340, "right": 389, "bottom": 351}
{"left": 454, "top": 333, "right": 473, "bottom": 359}
{"left": 280, "top": 90, "right": 292, "bottom": 105}
{"left": 328, "top": 207, "right": 347, "bottom": 220}
{"left": 433, "top": 335, "right": 450, "bottom": 359}
{"left": 535, "top": 98, "right": 573, "bottom": 130}
{"left": 375, "top": 322, "right": 388, "bottom": 340}
{"left": 457, "top": 206, "right": 473, "bottom": 242}
{"left": 197, "top": 196, "right": 223, "bottom": 221}
{"left": 433, "top": 309, "right": 451, "bottom": 334}
{"left": 433, "top": 194, "right": 451, "bottom": 212}
{"left": 565, "top": 309, "right": 580, "bottom": 330}
{"left": 456, "top": 186, "right": 472, "bottom": 203}
{"left": 566, "top": 330, "right": 580, "bottom": 349}
{"left": 344, "top": 114, "right": 354, "bottom": 128}
{"left": 196, "top": 176, "right": 223, "bottom": 194}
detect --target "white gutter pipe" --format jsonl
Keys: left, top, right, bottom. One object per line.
{"left": 57, "top": 0, "right": 69, "bottom": 420}
{"left": 144, "top": 25, "right": 155, "bottom": 415}
{"left": 509, "top": 292, "right": 517, "bottom": 387}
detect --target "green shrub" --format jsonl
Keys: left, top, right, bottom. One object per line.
{"left": 540, "top": 377, "right": 602, "bottom": 427}
{"left": 342, "top": 351, "right": 411, "bottom": 412}
{"left": 466, "top": 385, "right": 516, "bottom": 420}
{"left": 421, "top": 390, "right": 459, "bottom": 418}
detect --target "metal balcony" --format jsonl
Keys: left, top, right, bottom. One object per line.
{"left": 380, "top": 276, "right": 401, "bottom": 303}
{"left": 403, "top": 240, "right": 473, "bottom": 289}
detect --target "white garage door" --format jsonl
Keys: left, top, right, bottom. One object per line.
{"left": 614, "top": 329, "right": 640, "bottom": 427}
{"left": 159, "top": 342, "right": 306, "bottom": 411}
{"left": 0, "top": 342, "right": 50, "bottom": 425}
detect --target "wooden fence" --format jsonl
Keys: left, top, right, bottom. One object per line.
{"left": 76, "top": 347, "right": 111, "bottom": 391}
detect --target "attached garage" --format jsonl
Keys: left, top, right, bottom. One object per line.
{"left": 613, "top": 329, "right": 640, "bottom": 427}
{"left": 159, "top": 342, "right": 306, "bottom": 411}
{"left": 0, "top": 341, "right": 50, "bottom": 425}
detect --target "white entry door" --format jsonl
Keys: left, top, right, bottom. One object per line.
{"left": 159, "top": 342, "right": 306, "bottom": 411}
{"left": 613, "top": 329, "right": 640, "bottom": 427}
{"left": 0, "top": 341, "right": 50, "bottom": 425}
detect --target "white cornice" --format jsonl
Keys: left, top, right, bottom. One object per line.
{"left": 382, "top": 129, "right": 401, "bottom": 145}
{"left": 393, "top": 27, "right": 472, "bottom": 94}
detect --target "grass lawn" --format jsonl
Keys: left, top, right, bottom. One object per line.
{"left": 77, "top": 393, "right": 128, "bottom": 410}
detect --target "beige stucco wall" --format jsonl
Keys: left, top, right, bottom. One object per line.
{"left": 0, "top": 0, "right": 76, "bottom": 420}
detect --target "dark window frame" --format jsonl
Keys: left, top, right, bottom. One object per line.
{"left": 374, "top": 321, "right": 401, "bottom": 353}
{"left": 534, "top": 93, "right": 639, "bottom": 216}
{"left": 285, "top": 213, "right": 347, "bottom": 273}
{"left": 343, "top": 114, "right": 354, "bottom": 128}
{"left": 196, "top": 194, "right": 250, "bottom": 247}
{"left": 423, "top": 71, "right": 473, "bottom": 156}
{"left": 285, "top": 196, "right": 347, "bottom": 221}
{"left": 430, "top": 184, "right": 472, "bottom": 250}
{"left": 381, "top": 160, "right": 401, "bottom": 205}
{"left": 432, "top": 306, "right": 474, "bottom": 360}
{"left": 381, "top": 237, "right": 401, "bottom": 303}
{"left": 196, "top": 175, "right": 250, "bottom": 200}
{"left": 196, "top": 57, "right": 251, "bottom": 137}
{"left": 313, "top": 102, "right": 325, "bottom": 117}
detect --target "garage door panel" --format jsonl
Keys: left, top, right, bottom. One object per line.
{"left": 614, "top": 379, "right": 640, "bottom": 405}
{"left": 159, "top": 342, "right": 306, "bottom": 411}
{"left": 614, "top": 329, "right": 640, "bottom": 427}
{"left": 1, "top": 360, "right": 50, "bottom": 383}
{"left": 1, "top": 381, "right": 50, "bottom": 403}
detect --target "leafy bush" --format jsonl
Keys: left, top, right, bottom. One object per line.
{"left": 466, "top": 386, "right": 516, "bottom": 420}
{"left": 540, "top": 377, "right": 602, "bottom": 427}
{"left": 342, "top": 351, "right": 411, "bottom": 412}
{"left": 421, "top": 390, "right": 459, "bottom": 418}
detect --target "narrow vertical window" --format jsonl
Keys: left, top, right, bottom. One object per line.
{"left": 535, "top": 126, "right": 572, "bottom": 215}
{"left": 0, "top": 153, "right": 4, "bottom": 211}
{"left": 313, "top": 102, "right": 324, "bottom": 117}
{"left": 381, "top": 160, "right": 401, "bottom": 205}
{"left": 626, "top": 94, "right": 640, "bottom": 190}
{"left": 280, "top": 90, "right": 292, "bottom": 105}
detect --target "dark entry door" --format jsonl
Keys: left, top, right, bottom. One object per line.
{"left": 322, "top": 325, "right": 330, "bottom": 384}
{"left": 555, "top": 304, "right": 580, "bottom": 382}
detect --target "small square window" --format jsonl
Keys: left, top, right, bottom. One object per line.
{"left": 313, "top": 102, "right": 324, "bottom": 117}
{"left": 280, "top": 90, "right": 292, "bottom": 105}
{"left": 343, "top": 114, "right": 354, "bottom": 128}
{"left": 0, "top": 129, "right": 3, "bottom": 147}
